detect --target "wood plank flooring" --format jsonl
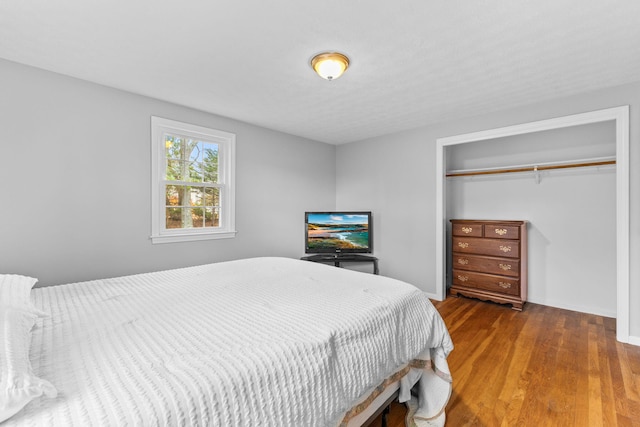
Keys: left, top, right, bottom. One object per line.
{"left": 371, "top": 295, "right": 640, "bottom": 426}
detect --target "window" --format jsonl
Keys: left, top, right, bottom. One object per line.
{"left": 151, "top": 117, "right": 236, "bottom": 244}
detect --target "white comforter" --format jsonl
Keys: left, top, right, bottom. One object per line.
{"left": 7, "top": 257, "right": 452, "bottom": 426}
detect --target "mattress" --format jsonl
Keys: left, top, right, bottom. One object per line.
{"left": 6, "top": 257, "right": 452, "bottom": 426}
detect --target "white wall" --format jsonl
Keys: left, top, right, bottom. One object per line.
{"left": 336, "top": 80, "right": 640, "bottom": 339}
{"left": 0, "top": 59, "right": 336, "bottom": 286}
{"left": 447, "top": 169, "right": 616, "bottom": 317}
{"left": 446, "top": 122, "right": 616, "bottom": 170}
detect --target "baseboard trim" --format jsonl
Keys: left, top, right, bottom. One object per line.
{"left": 627, "top": 335, "right": 640, "bottom": 346}
{"left": 424, "top": 291, "right": 441, "bottom": 301}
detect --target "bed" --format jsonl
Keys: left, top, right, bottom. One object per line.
{"left": 1, "top": 257, "right": 453, "bottom": 426}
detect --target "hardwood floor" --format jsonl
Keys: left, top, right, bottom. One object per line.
{"left": 371, "top": 295, "right": 640, "bottom": 426}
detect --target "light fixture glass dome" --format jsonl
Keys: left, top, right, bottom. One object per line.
{"left": 311, "top": 52, "right": 350, "bottom": 80}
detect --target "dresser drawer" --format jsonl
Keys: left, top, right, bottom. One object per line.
{"left": 484, "top": 224, "right": 520, "bottom": 240}
{"left": 453, "top": 237, "right": 520, "bottom": 258}
{"left": 452, "top": 222, "right": 483, "bottom": 237}
{"left": 452, "top": 254, "right": 520, "bottom": 277}
{"left": 452, "top": 270, "right": 520, "bottom": 296}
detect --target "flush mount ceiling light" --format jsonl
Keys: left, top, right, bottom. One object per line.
{"left": 310, "top": 52, "right": 350, "bottom": 80}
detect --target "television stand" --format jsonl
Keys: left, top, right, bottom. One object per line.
{"left": 301, "top": 254, "right": 379, "bottom": 275}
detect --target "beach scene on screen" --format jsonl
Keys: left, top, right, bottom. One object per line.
{"left": 306, "top": 214, "right": 369, "bottom": 250}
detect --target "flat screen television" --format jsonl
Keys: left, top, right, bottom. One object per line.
{"left": 305, "top": 211, "right": 372, "bottom": 254}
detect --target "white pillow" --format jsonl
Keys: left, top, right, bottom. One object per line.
{"left": 0, "top": 306, "right": 57, "bottom": 423}
{"left": 0, "top": 274, "right": 38, "bottom": 310}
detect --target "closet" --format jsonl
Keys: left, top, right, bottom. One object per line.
{"left": 445, "top": 121, "right": 617, "bottom": 317}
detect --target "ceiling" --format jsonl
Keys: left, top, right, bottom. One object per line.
{"left": 1, "top": 1, "right": 639, "bottom": 145}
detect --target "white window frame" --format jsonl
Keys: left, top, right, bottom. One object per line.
{"left": 151, "top": 116, "right": 236, "bottom": 244}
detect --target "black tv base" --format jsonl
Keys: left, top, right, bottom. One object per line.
{"left": 301, "top": 254, "right": 379, "bottom": 275}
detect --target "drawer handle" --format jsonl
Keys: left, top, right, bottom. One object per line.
{"left": 498, "top": 282, "right": 512, "bottom": 289}
{"left": 457, "top": 275, "right": 469, "bottom": 282}
{"left": 461, "top": 226, "right": 473, "bottom": 234}
{"left": 458, "top": 242, "right": 469, "bottom": 249}
{"left": 499, "top": 263, "right": 512, "bottom": 271}
{"left": 499, "top": 245, "right": 512, "bottom": 253}
{"left": 457, "top": 258, "right": 469, "bottom": 265}
{"left": 494, "top": 228, "right": 508, "bottom": 236}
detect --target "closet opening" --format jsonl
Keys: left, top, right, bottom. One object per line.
{"left": 435, "top": 106, "right": 630, "bottom": 344}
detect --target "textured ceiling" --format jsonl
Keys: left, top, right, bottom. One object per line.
{"left": 1, "top": 1, "right": 639, "bottom": 144}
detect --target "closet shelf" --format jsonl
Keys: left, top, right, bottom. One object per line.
{"left": 445, "top": 156, "right": 616, "bottom": 178}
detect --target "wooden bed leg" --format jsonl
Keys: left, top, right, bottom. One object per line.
{"left": 381, "top": 404, "right": 390, "bottom": 427}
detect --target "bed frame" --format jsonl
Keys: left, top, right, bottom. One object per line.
{"left": 362, "top": 391, "right": 399, "bottom": 427}
{"left": 346, "top": 381, "right": 401, "bottom": 427}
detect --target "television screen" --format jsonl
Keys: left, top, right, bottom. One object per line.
{"left": 305, "top": 212, "right": 372, "bottom": 254}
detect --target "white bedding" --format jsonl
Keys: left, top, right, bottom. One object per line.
{"left": 5, "top": 257, "right": 452, "bottom": 426}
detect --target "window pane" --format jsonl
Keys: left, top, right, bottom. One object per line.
{"left": 192, "top": 207, "right": 205, "bottom": 228}
{"left": 166, "top": 185, "right": 180, "bottom": 206}
{"left": 167, "top": 185, "right": 186, "bottom": 207}
{"left": 205, "top": 208, "right": 220, "bottom": 227}
{"left": 204, "top": 187, "right": 219, "bottom": 206}
{"left": 165, "top": 136, "right": 182, "bottom": 160}
{"left": 189, "top": 140, "right": 201, "bottom": 161}
{"left": 189, "top": 187, "right": 204, "bottom": 207}
{"left": 189, "top": 160, "right": 203, "bottom": 183}
{"left": 166, "top": 160, "right": 178, "bottom": 180}
{"left": 203, "top": 143, "right": 219, "bottom": 183}
{"left": 166, "top": 207, "right": 182, "bottom": 229}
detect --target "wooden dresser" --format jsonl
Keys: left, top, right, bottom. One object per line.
{"left": 450, "top": 220, "right": 528, "bottom": 311}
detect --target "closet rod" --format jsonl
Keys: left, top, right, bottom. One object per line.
{"left": 446, "top": 157, "right": 616, "bottom": 178}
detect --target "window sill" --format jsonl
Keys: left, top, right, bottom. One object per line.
{"left": 151, "top": 230, "right": 237, "bottom": 244}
